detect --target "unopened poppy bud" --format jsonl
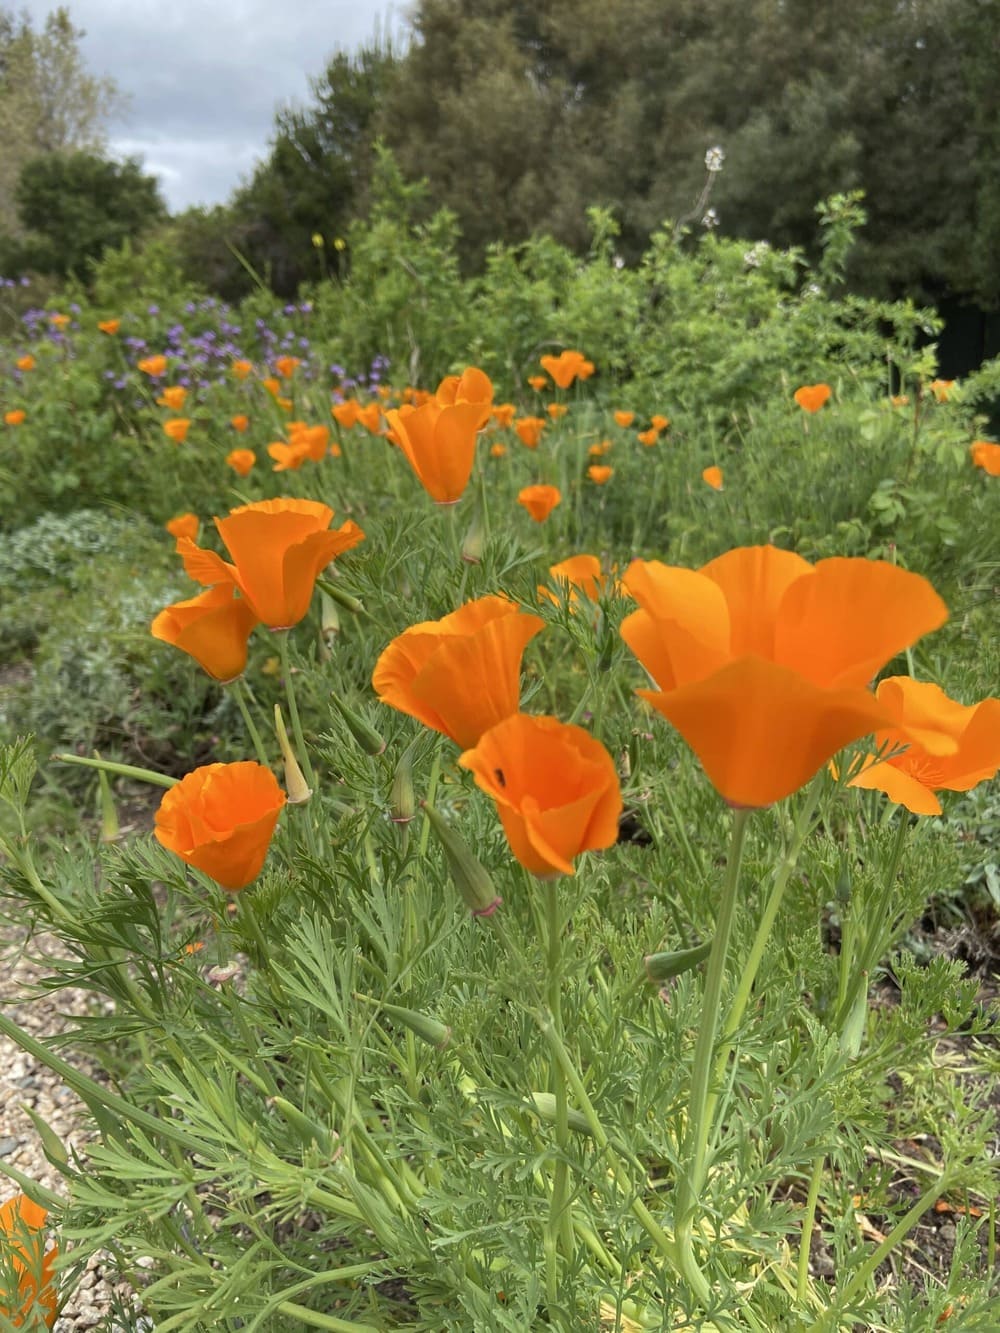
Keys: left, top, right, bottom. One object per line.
{"left": 390, "top": 741, "right": 417, "bottom": 823}
{"left": 330, "top": 690, "right": 386, "bottom": 756}
{"left": 274, "top": 704, "right": 313, "bottom": 804}
{"left": 422, "top": 801, "right": 503, "bottom": 917}
{"left": 644, "top": 939, "right": 713, "bottom": 982}
{"left": 268, "top": 1095, "right": 336, "bottom": 1155}
{"left": 317, "top": 576, "right": 365, "bottom": 616}
{"left": 461, "top": 512, "right": 485, "bottom": 564}
{"left": 840, "top": 972, "right": 869, "bottom": 1059}
{"left": 355, "top": 994, "right": 451, "bottom": 1048}
{"left": 320, "top": 590, "right": 340, "bottom": 639}
{"left": 528, "top": 1092, "right": 593, "bottom": 1137}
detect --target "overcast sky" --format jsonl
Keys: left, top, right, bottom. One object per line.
{"left": 18, "top": 0, "right": 402, "bottom": 212}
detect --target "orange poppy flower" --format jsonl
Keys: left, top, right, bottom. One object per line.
{"left": 230, "top": 414, "right": 250, "bottom": 433}
{"left": 891, "top": 394, "right": 910, "bottom": 408}
{"left": 98, "top": 319, "right": 120, "bottom": 335}
{"left": 16, "top": 355, "right": 35, "bottom": 372}
{"left": 702, "top": 465, "right": 724, "bottom": 491}
{"left": 435, "top": 366, "right": 494, "bottom": 428}
{"left": 154, "top": 761, "right": 286, "bottom": 891}
{"left": 384, "top": 397, "right": 485, "bottom": 504}
{"left": 613, "top": 411, "right": 635, "bottom": 428}
{"left": 515, "top": 416, "right": 546, "bottom": 449}
{"left": 49, "top": 313, "right": 70, "bottom": 330}
{"left": 490, "top": 443, "right": 508, "bottom": 458}
{"left": 231, "top": 359, "right": 254, "bottom": 380}
{"left": 137, "top": 354, "right": 168, "bottom": 377}
{"left": 528, "top": 374, "right": 548, "bottom": 392}
{"left": 458, "top": 714, "right": 622, "bottom": 877}
{"left": 177, "top": 498, "right": 364, "bottom": 629}
{"left": 357, "top": 402, "right": 383, "bottom": 433}
{"left": 518, "top": 484, "right": 562, "bottom": 522}
{"left": 226, "top": 448, "right": 256, "bottom": 477}
{"left": 637, "top": 428, "right": 659, "bottom": 447}
{"left": 539, "top": 555, "right": 608, "bottom": 606}
{"left": 970, "top": 441, "right": 1000, "bottom": 476}
{"left": 275, "top": 395, "right": 293, "bottom": 411}
{"left": 650, "top": 414, "right": 670, "bottom": 432}
{"left": 0, "top": 1193, "right": 58, "bottom": 1329}
{"left": 492, "top": 402, "right": 516, "bottom": 428}
{"left": 793, "top": 383, "right": 832, "bottom": 413}
{"left": 846, "top": 677, "right": 1000, "bottom": 815}
{"left": 331, "top": 400, "right": 361, "bottom": 429}
{"left": 588, "top": 440, "right": 612, "bottom": 457}
{"left": 165, "top": 512, "right": 199, "bottom": 542}
{"left": 546, "top": 402, "right": 568, "bottom": 420}
{"left": 163, "top": 418, "right": 191, "bottom": 444}
{"left": 376, "top": 384, "right": 393, "bottom": 401}
{"left": 274, "top": 355, "right": 301, "bottom": 379}
{"left": 152, "top": 584, "right": 260, "bottom": 681}
{"left": 588, "top": 465, "right": 613, "bottom": 485}
{"left": 261, "top": 376, "right": 281, "bottom": 398}
{"left": 620, "top": 546, "right": 949, "bottom": 808}
{"left": 928, "top": 378, "right": 954, "bottom": 403}
{"left": 289, "top": 423, "right": 330, "bottom": 461}
{"left": 372, "top": 595, "right": 544, "bottom": 749}
{"left": 4, "top": 410, "right": 26, "bottom": 427}
{"left": 540, "top": 350, "right": 592, "bottom": 390}
{"left": 267, "top": 439, "right": 310, "bottom": 471}
{"left": 157, "top": 385, "right": 187, "bottom": 410}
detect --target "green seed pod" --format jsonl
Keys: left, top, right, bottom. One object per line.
{"left": 269, "top": 1095, "right": 335, "bottom": 1155}
{"left": 422, "top": 801, "right": 502, "bottom": 918}
{"left": 390, "top": 741, "right": 418, "bottom": 824}
{"left": 330, "top": 690, "right": 386, "bottom": 757}
{"left": 527, "top": 1092, "right": 593, "bottom": 1137}
{"left": 644, "top": 939, "right": 713, "bottom": 982}
{"left": 274, "top": 705, "right": 313, "bottom": 804}
{"left": 356, "top": 994, "right": 451, "bottom": 1049}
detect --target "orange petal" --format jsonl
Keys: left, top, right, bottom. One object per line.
{"left": 846, "top": 757, "right": 942, "bottom": 815}
{"left": 700, "top": 546, "right": 813, "bottom": 659}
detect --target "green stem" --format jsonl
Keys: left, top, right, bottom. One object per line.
{"left": 274, "top": 1303, "right": 381, "bottom": 1332}
{"left": 543, "top": 877, "right": 574, "bottom": 1307}
{"left": 235, "top": 889, "right": 272, "bottom": 971}
{"left": 51, "top": 752, "right": 177, "bottom": 787}
{"left": 674, "top": 807, "right": 751, "bottom": 1304}
{"left": 230, "top": 678, "right": 271, "bottom": 768}
{"left": 277, "top": 630, "right": 316, "bottom": 789}
{"left": 796, "top": 1155, "right": 825, "bottom": 1304}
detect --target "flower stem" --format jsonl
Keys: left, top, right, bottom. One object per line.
{"left": 542, "top": 877, "right": 575, "bottom": 1307}
{"left": 796, "top": 1154, "right": 825, "bottom": 1304}
{"left": 51, "top": 752, "right": 177, "bottom": 787}
{"left": 277, "top": 630, "right": 316, "bottom": 789}
{"left": 230, "top": 677, "right": 271, "bottom": 768}
{"left": 674, "top": 806, "right": 751, "bottom": 1304}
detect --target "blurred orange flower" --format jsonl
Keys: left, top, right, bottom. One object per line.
{"left": 518, "top": 484, "right": 562, "bottom": 522}
{"left": 620, "top": 546, "right": 949, "bottom": 807}
{"left": 49, "top": 313, "right": 70, "bottom": 330}
{"left": 490, "top": 442, "right": 507, "bottom": 458}
{"left": 373, "top": 595, "right": 544, "bottom": 748}
{"left": 846, "top": 677, "right": 1000, "bottom": 815}
{"left": 546, "top": 402, "right": 568, "bottom": 420}
{"left": 928, "top": 378, "right": 954, "bottom": 403}
{"left": 515, "top": 416, "right": 546, "bottom": 449}
{"left": 4, "top": 410, "right": 26, "bottom": 426}
{"left": 163, "top": 418, "right": 191, "bottom": 444}
{"left": 230, "top": 414, "right": 249, "bottom": 433}
{"left": 261, "top": 376, "right": 281, "bottom": 397}
{"left": 15, "top": 355, "right": 35, "bottom": 372}
{"left": 528, "top": 374, "right": 548, "bottom": 392}
{"left": 177, "top": 497, "right": 364, "bottom": 629}
{"left": 274, "top": 355, "right": 301, "bottom": 379}
{"left": 331, "top": 400, "right": 361, "bottom": 429}
{"left": 587, "top": 465, "right": 613, "bottom": 485}
{"left": 588, "top": 439, "right": 612, "bottom": 457}
{"left": 613, "top": 410, "right": 635, "bottom": 428}
{"left": 267, "top": 439, "right": 310, "bottom": 471}
{"left": 492, "top": 402, "right": 516, "bottom": 427}
{"left": 289, "top": 423, "right": 330, "bottom": 461}
{"left": 650, "top": 414, "right": 670, "bottom": 431}
{"left": 138, "top": 354, "right": 168, "bottom": 377}
{"left": 540, "top": 350, "right": 593, "bottom": 389}
{"left": 793, "top": 383, "right": 832, "bottom": 413}
{"left": 702, "top": 465, "right": 724, "bottom": 491}
{"left": 637, "top": 428, "right": 659, "bottom": 447}
{"left": 891, "top": 394, "right": 910, "bottom": 408}
{"left": 384, "top": 396, "right": 485, "bottom": 504}
{"left": 226, "top": 448, "right": 256, "bottom": 476}
{"left": 459, "top": 714, "right": 622, "bottom": 877}
{"left": 155, "top": 761, "right": 286, "bottom": 891}
{"left": 357, "top": 402, "right": 383, "bottom": 433}
{"left": 970, "top": 440, "right": 1000, "bottom": 475}
{"left": 152, "top": 584, "right": 260, "bottom": 681}
{"left": 165, "top": 512, "right": 199, "bottom": 542}
{"left": 157, "top": 386, "right": 187, "bottom": 410}
{"left": 98, "top": 319, "right": 120, "bottom": 335}
{"left": 0, "top": 1193, "right": 58, "bottom": 1329}
{"left": 231, "top": 359, "right": 254, "bottom": 380}
{"left": 540, "top": 554, "right": 608, "bottom": 606}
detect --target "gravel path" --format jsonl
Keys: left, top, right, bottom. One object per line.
{"left": 1, "top": 927, "right": 135, "bottom": 1331}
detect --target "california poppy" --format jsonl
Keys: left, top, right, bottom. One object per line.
{"left": 637, "top": 428, "right": 659, "bottom": 447}
{"left": 384, "top": 396, "right": 485, "bottom": 504}
{"left": 231, "top": 359, "right": 254, "bottom": 380}
{"left": 515, "top": 417, "right": 546, "bottom": 450}
{"left": 970, "top": 441, "right": 1000, "bottom": 476}
{"left": 793, "top": 384, "right": 832, "bottom": 414}
{"left": 226, "top": 448, "right": 256, "bottom": 477}
{"left": 165, "top": 512, "right": 199, "bottom": 542}
{"left": 49, "top": 313, "right": 70, "bottom": 330}
{"left": 357, "top": 402, "right": 383, "bottom": 433}
{"left": 539, "top": 555, "right": 608, "bottom": 606}
{"left": 490, "top": 443, "right": 507, "bottom": 458}
{"left": 261, "top": 376, "right": 281, "bottom": 398}
{"left": 492, "top": 403, "right": 516, "bottom": 428}
{"left": 650, "top": 414, "right": 670, "bottom": 432}
{"left": 540, "top": 350, "right": 593, "bottom": 390}
{"left": 547, "top": 403, "right": 569, "bottom": 420}
{"left": 177, "top": 497, "right": 364, "bottom": 630}
{"left": 4, "top": 410, "right": 25, "bottom": 427}
{"left": 332, "top": 400, "right": 361, "bottom": 429}
{"left": 158, "top": 386, "right": 187, "bottom": 410}
{"left": 588, "top": 440, "right": 612, "bottom": 457}
{"left": 267, "top": 439, "right": 311, "bottom": 471}
{"left": 702, "top": 465, "right": 724, "bottom": 491}
{"left": 274, "top": 355, "right": 301, "bottom": 379}
{"left": 15, "top": 355, "right": 35, "bottom": 372}
{"left": 152, "top": 584, "right": 260, "bottom": 681}
{"left": 459, "top": 714, "right": 622, "bottom": 877}
{"left": 613, "top": 410, "right": 635, "bottom": 428}
{"left": 436, "top": 366, "right": 494, "bottom": 428}
{"left": 289, "top": 423, "right": 330, "bottom": 461}
{"left": 846, "top": 677, "right": 1000, "bottom": 814}
{"left": 137, "top": 354, "right": 168, "bottom": 378}
{"left": 0, "top": 1193, "right": 58, "bottom": 1329}
{"left": 163, "top": 418, "right": 191, "bottom": 444}
{"left": 230, "top": 414, "right": 249, "bottom": 433}
{"left": 588, "top": 465, "right": 613, "bottom": 485}
{"left": 98, "top": 319, "right": 120, "bottom": 335}
{"left": 372, "top": 596, "right": 544, "bottom": 749}
{"left": 518, "top": 484, "right": 562, "bottom": 522}
{"left": 154, "top": 761, "right": 286, "bottom": 891}
{"left": 620, "top": 546, "right": 948, "bottom": 807}
{"left": 528, "top": 375, "right": 548, "bottom": 392}
{"left": 928, "top": 379, "right": 955, "bottom": 403}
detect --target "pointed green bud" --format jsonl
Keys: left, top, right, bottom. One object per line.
{"left": 461, "top": 511, "right": 485, "bottom": 565}
{"left": 644, "top": 939, "right": 713, "bottom": 982}
{"left": 317, "top": 577, "right": 365, "bottom": 616}
{"left": 330, "top": 690, "right": 386, "bottom": 757}
{"left": 94, "top": 752, "right": 120, "bottom": 842}
{"left": 527, "top": 1092, "right": 593, "bottom": 1137}
{"left": 355, "top": 994, "right": 451, "bottom": 1048}
{"left": 274, "top": 704, "right": 313, "bottom": 804}
{"left": 268, "top": 1095, "right": 336, "bottom": 1155}
{"left": 422, "top": 801, "right": 503, "bottom": 918}
{"left": 20, "top": 1103, "right": 70, "bottom": 1169}
{"left": 840, "top": 972, "right": 869, "bottom": 1059}
{"left": 320, "top": 590, "right": 340, "bottom": 639}
{"left": 390, "top": 740, "right": 417, "bottom": 824}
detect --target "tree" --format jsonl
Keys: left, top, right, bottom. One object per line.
{"left": 0, "top": 6, "right": 123, "bottom": 234}
{"left": 8, "top": 151, "right": 164, "bottom": 278}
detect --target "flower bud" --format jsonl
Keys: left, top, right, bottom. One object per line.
{"left": 330, "top": 690, "right": 386, "bottom": 757}
{"left": 461, "top": 511, "right": 485, "bottom": 564}
{"left": 422, "top": 802, "right": 502, "bottom": 917}
{"left": 390, "top": 741, "right": 418, "bottom": 824}
{"left": 644, "top": 939, "right": 713, "bottom": 982}
{"left": 274, "top": 705, "right": 313, "bottom": 805}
